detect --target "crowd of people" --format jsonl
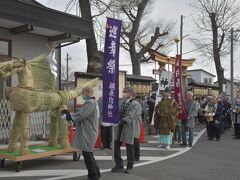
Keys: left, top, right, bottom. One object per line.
{"left": 151, "top": 88, "right": 240, "bottom": 149}
{"left": 61, "top": 85, "right": 240, "bottom": 180}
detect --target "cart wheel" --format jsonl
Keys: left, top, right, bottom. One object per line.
{"left": 0, "top": 159, "right": 5, "bottom": 168}
{"left": 73, "top": 152, "right": 80, "bottom": 161}
{"left": 16, "top": 161, "right": 22, "bottom": 172}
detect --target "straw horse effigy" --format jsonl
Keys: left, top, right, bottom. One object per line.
{"left": 0, "top": 53, "right": 99, "bottom": 155}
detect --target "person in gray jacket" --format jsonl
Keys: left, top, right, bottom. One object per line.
{"left": 133, "top": 98, "right": 143, "bottom": 161}
{"left": 111, "top": 86, "right": 140, "bottom": 174}
{"left": 65, "top": 86, "right": 100, "bottom": 180}
{"left": 181, "top": 91, "right": 199, "bottom": 147}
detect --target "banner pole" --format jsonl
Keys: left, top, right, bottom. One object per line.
{"left": 112, "top": 0, "right": 116, "bottom": 163}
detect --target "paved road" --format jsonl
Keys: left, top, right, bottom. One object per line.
{"left": 1, "top": 126, "right": 239, "bottom": 180}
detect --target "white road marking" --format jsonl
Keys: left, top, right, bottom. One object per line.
{"left": 0, "top": 129, "right": 206, "bottom": 180}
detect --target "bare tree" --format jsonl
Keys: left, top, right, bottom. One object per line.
{"left": 65, "top": 0, "right": 114, "bottom": 73}
{"left": 65, "top": 0, "right": 174, "bottom": 76}
{"left": 191, "top": 0, "right": 240, "bottom": 92}
{"left": 113, "top": 0, "right": 174, "bottom": 75}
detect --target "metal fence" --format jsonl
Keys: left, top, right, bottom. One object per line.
{"left": 0, "top": 99, "right": 50, "bottom": 144}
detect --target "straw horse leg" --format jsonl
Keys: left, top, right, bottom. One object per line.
{"left": 8, "top": 112, "right": 22, "bottom": 153}
{"left": 20, "top": 112, "right": 30, "bottom": 155}
{"left": 48, "top": 108, "right": 60, "bottom": 146}
{"left": 48, "top": 108, "right": 70, "bottom": 148}
{"left": 8, "top": 112, "right": 30, "bottom": 155}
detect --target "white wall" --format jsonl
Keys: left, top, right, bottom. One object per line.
{"left": 190, "top": 70, "right": 214, "bottom": 84}
{"left": 0, "top": 28, "right": 50, "bottom": 86}
{"left": 200, "top": 71, "right": 214, "bottom": 84}
{"left": 0, "top": 28, "right": 49, "bottom": 59}
{"left": 190, "top": 71, "right": 201, "bottom": 82}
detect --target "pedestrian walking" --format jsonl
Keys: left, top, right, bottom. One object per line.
{"left": 133, "top": 98, "right": 142, "bottom": 161}
{"left": 97, "top": 96, "right": 112, "bottom": 150}
{"left": 173, "top": 119, "right": 182, "bottom": 143}
{"left": 154, "top": 87, "right": 178, "bottom": 149}
{"left": 181, "top": 91, "right": 198, "bottom": 147}
{"left": 63, "top": 86, "right": 100, "bottom": 180}
{"left": 147, "top": 94, "right": 156, "bottom": 124}
{"left": 198, "top": 96, "right": 206, "bottom": 124}
{"left": 222, "top": 96, "right": 232, "bottom": 130}
{"left": 111, "top": 86, "right": 141, "bottom": 174}
{"left": 204, "top": 96, "right": 214, "bottom": 137}
{"left": 207, "top": 96, "right": 223, "bottom": 141}
{"left": 233, "top": 94, "right": 240, "bottom": 138}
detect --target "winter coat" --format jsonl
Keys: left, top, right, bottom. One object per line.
{"left": 154, "top": 97, "right": 178, "bottom": 135}
{"left": 71, "top": 98, "right": 99, "bottom": 152}
{"left": 114, "top": 99, "right": 140, "bottom": 144}
{"left": 213, "top": 102, "right": 224, "bottom": 121}
{"left": 185, "top": 100, "right": 199, "bottom": 128}
{"left": 134, "top": 101, "right": 143, "bottom": 138}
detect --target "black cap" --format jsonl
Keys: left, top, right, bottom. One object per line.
{"left": 164, "top": 87, "right": 171, "bottom": 93}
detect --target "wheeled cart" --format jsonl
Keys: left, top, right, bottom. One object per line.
{"left": 0, "top": 144, "right": 80, "bottom": 172}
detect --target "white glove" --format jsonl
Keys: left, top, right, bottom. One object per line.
{"left": 61, "top": 114, "right": 67, "bottom": 120}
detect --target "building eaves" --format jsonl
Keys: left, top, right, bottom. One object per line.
{"left": 0, "top": 0, "right": 91, "bottom": 39}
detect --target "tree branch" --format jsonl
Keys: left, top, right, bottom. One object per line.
{"left": 92, "top": 0, "right": 114, "bottom": 18}
{"left": 137, "top": 27, "right": 168, "bottom": 57}
{"left": 121, "top": 6, "right": 135, "bottom": 23}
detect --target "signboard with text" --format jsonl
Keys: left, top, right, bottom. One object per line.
{"left": 102, "top": 18, "right": 122, "bottom": 124}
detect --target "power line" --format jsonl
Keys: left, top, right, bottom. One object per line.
{"left": 182, "top": 44, "right": 211, "bottom": 55}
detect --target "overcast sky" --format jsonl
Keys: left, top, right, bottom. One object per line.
{"left": 37, "top": 0, "right": 240, "bottom": 80}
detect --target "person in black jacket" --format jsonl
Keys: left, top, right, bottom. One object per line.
{"left": 222, "top": 96, "right": 232, "bottom": 130}
{"left": 208, "top": 97, "right": 223, "bottom": 141}
{"left": 147, "top": 94, "right": 156, "bottom": 124}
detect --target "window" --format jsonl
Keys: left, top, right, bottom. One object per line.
{"left": 0, "top": 41, "right": 9, "bottom": 56}
{"left": 203, "top": 78, "right": 212, "bottom": 84}
{"left": 204, "top": 78, "right": 208, "bottom": 83}
{"left": 209, "top": 78, "right": 212, "bottom": 84}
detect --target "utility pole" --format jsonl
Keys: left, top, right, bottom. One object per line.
{"left": 56, "top": 45, "right": 61, "bottom": 90}
{"left": 180, "top": 15, "right": 186, "bottom": 98}
{"left": 230, "top": 28, "right": 234, "bottom": 106}
{"left": 180, "top": 15, "right": 183, "bottom": 58}
{"left": 66, "top": 53, "right": 71, "bottom": 90}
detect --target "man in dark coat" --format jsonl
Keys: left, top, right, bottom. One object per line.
{"left": 208, "top": 96, "right": 223, "bottom": 141}
{"left": 98, "top": 96, "right": 112, "bottom": 150}
{"left": 147, "top": 93, "right": 156, "bottom": 124}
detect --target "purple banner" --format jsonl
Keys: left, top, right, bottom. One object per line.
{"left": 103, "top": 18, "right": 122, "bottom": 124}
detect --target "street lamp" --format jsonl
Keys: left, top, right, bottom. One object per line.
{"left": 175, "top": 37, "right": 180, "bottom": 55}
